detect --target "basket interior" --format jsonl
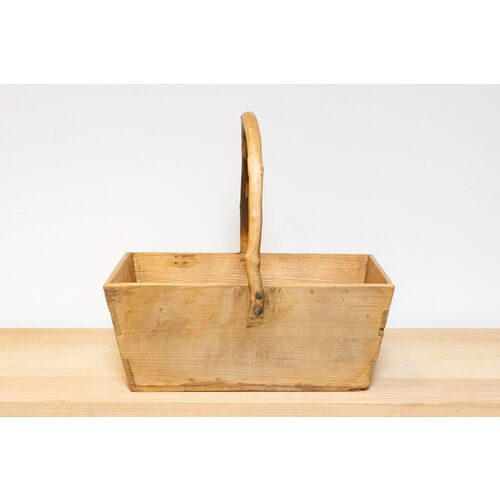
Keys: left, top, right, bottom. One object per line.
{"left": 108, "top": 253, "right": 391, "bottom": 286}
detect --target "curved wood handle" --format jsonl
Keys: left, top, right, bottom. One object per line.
{"left": 240, "top": 112, "right": 265, "bottom": 326}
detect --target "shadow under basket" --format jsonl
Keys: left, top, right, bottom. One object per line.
{"left": 104, "top": 252, "right": 394, "bottom": 391}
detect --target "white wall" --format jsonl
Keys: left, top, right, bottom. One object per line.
{"left": 1, "top": 85, "right": 498, "bottom": 327}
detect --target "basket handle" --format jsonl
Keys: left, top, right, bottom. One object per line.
{"left": 240, "top": 112, "right": 265, "bottom": 326}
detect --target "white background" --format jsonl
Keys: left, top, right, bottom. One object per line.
{"left": 1, "top": 2, "right": 500, "bottom": 500}
{"left": 0, "top": 418, "right": 499, "bottom": 500}
{"left": 1, "top": 85, "right": 499, "bottom": 327}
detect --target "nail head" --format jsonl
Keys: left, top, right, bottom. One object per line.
{"left": 253, "top": 305, "right": 263, "bottom": 316}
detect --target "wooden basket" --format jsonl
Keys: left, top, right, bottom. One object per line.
{"left": 104, "top": 112, "right": 394, "bottom": 391}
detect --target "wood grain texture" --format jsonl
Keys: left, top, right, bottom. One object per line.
{"left": 104, "top": 112, "right": 395, "bottom": 391}
{"left": 1, "top": 328, "right": 499, "bottom": 416}
{"left": 131, "top": 253, "right": 370, "bottom": 285}
{"left": 106, "top": 283, "right": 393, "bottom": 391}
{"left": 240, "top": 112, "right": 265, "bottom": 323}
{"left": 105, "top": 253, "right": 393, "bottom": 391}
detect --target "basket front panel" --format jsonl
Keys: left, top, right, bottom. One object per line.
{"left": 106, "top": 284, "right": 393, "bottom": 391}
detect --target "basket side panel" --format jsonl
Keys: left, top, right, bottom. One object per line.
{"left": 107, "top": 283, "right": 394, "bottom": 391}
{"left": 105, "top": 253, "right": 136, "bottom": 284}
{"left": 365, "top": 255, "right": 392, "bottom": 284}
{"left": 104, "top": 283, "right": 137, "bottom": 389}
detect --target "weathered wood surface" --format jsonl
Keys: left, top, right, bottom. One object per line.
{"left": 0, "top": 328, "right": 499, "bottom": 416}
{"left": 240, "top": 112, "right": 265, "bottom": 323}
{"left": 104, "top": 112, "right": 394, "bottom": 391}
{"left": 131, "top": 253, "right": 370, "bottom": 285}
{"left": 105, "top": 253, "right": 393, "bottom": 391}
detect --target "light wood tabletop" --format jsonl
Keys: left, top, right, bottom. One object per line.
{"left": 0, "top": 328, "right": 499, "bottom": 416}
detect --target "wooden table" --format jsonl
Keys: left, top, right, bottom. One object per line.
{"left": 1, "top": 328, "right": 499, "bottom": 416}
